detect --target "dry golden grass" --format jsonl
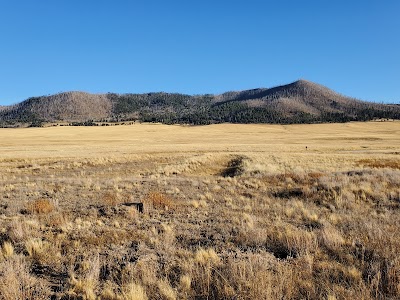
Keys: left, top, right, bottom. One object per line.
{"left": 0, "top": 256, "right": 51, "bottom": 299}
{"left": 1, "top": 242, "right": 14, "bottom": 258}
{"left": 0, "top": 121, "right": 399, "bottom": 299}
{"left": 358, "top": 158, "right": 400, "bottom": 169}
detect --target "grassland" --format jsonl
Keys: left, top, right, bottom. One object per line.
{"left": 0, "top": 122, "right": 399, "bottom": 299}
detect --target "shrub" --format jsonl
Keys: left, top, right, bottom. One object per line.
{"left": 26, "top": 199, "right": 54, "bottom": 214}
{"left": 145, "top": 192, "right": 173, "bottom": 210}
{"left": 101, "top": 191, "right": 121, "bottom": 207}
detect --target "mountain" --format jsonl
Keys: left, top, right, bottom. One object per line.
{"left": 1, "top": 80, "right": 399, "bottom": 127}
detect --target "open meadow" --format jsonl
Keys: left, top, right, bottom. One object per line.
{"left": 0, "top": 122, "right": 399, "bottom": 299}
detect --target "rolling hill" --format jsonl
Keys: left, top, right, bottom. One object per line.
{"left": 0, "top": 80, "right": 399, "bottom": 127}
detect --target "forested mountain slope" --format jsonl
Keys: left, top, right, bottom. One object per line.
{"left": 1, "top": 80, "right": 399, "bottom": 127}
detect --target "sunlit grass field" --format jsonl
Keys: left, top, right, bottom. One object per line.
{"left": 0, "top": 121, "right": 399, "bottom": 299}
{"left": 1, "top": 121, "right": 399, "bottom": 156}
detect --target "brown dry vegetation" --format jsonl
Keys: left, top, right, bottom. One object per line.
{"left": 0, "top": 122, "right": 399, "bottom": 299}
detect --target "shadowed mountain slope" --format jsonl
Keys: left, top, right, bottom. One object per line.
{"left": 1, "top": 80, "right": 399, "bottom": 126}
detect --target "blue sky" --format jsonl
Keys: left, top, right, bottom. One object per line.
{"left": 0, "top": 1, "right": 399, "bottom": 105}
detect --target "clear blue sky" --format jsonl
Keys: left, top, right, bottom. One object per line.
{"left": 0, "top": 0, "right": 399, "bottom": 105}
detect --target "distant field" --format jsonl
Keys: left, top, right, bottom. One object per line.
{"left": 0, "top": 122, "right": 399, "bottom": 299}
{"left": 1, "top": 121, "right": 399, "bottom": 172}
{"left": 1, "top": 122, "right": 399, "bottom": 155}
{"left": 1, "top": 122, "right": 399, "bottom": 156}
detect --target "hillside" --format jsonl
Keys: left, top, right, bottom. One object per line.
{"left": 0, "top": 80, "right": 399, "bottom": 127}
